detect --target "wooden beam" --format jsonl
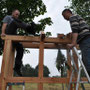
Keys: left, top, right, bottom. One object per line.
{"left": 5, "top": 77, "right": 88, "bottom": 83}
{"left": 1, "top": 35, "right": 71, "bottom": 44}
{"left": 38, "top": 83, "right": 43, "bottom": 90}
{"left": 1, "top": 35, "right": 40, "bottom": 42}
{"left": 38, "top": 33, "right": 45, "bottom": 90}
{"left": 21, "top": 42, "right": 68, "bottom": 49}
{"left": 5, "top": 77, "right": 69, "bottom": 83}
{"left": 0, "top": 76, "right": 1, "bottom": 89}
{"left": 1, "top": 40, "right": 13, "bottom": 90}
{"left": 67, "top": 50, "right": 72, "bottom": 78}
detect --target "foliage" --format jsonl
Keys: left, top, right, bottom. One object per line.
{"left": 68, "top": 0, "right": 90, "bottom": 25}
{"left": 14, "top": 64, "right": 50, "bottom": 77}
{"left": 56, "top": 49, "right": 70, "bottom": 77}
{"left": 21, "top": 64, "right": 35, "bottom": 77}
{"left": 35, "top": 65, "right": 50, "bottom": 77}
{"left": 0, "top": 0, "right": 53, "bottom": 55}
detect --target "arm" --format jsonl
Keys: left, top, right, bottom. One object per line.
{"left": 67, "top": 15, "right": 79, "bottom": 49}
{"left": 72, "top": 33, "right": 78, "bottom": 45}
{"left": 1, "top": 15, "right": 10, "bottom": 36}
{"left": 1, "top": 23, "right": 7, "bottom": 36}
{"left": 67, "top": 33, "right": 78, "bottom": 49}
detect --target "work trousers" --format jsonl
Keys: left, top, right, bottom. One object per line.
{"left": 79, "top": 37, "right": 90, "bottom": 72}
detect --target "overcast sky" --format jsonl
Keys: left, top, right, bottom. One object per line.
{"left": 0, "top": 0, "right": 71, "bottom": 76}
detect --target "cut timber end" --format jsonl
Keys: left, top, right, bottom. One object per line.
{"left": 40, "top": 31, "right": 45, "bottom": 41}
{"left": 57, "top": 34, "right": 65, "bottom": 39}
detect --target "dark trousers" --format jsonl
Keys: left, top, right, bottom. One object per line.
{"left": 79, "top": 37, "right": 90, "bottom": 71}
{"left": 5, "top": 19, "right": 26, "bottom": 70}
{"left": 13, "top": 42, "right": 24, "bottom": 70}
{"left": 5, "top": 19, "right": 27, "bottom": 35}
{"left": 5, "top": 18, "right": 36, "bottom": 35}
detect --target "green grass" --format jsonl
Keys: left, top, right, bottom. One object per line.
{"left": 11, "top": 83, "right": 90, "bottom": 90}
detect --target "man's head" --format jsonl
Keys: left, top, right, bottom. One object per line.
{"left": 12, "top": 9, "right": 20, "bottom": 19}
{"left": 62, "top": 9, "right": 72, "bottom": 20}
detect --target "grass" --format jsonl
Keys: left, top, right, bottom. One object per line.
{"left": 11, "top": 83, "right": 90, "bottom": 90}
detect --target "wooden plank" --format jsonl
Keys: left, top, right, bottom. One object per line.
{"left": 67, "top": 50, "right": 73, "bottom": 90}
{"left": 38, "top": 34, "right": 45, "bottom": 90}
{"left": 67, "top": 50, "right": 72, "bottom": 78}
{"left": 1, "top": 40, "right": 8, "bottom": 90}
{"left": 6, "top": 42, "right": 14, "bottom": 90}
{"left": 38, "top": 83, "right": 43, "bottom": 90}
{"left": 5, "top": 77, "right": 88, "bottom": 83}
{"left": 8, "top": 48, "right": 15, "bottom": 77}
{"left": 0, "top": 75, "right": 1, "bottom": 90}
{"left": 5, "top": 77, "right": 69, "bottom": 83}
{"left": 21, "top": 42, "right": 68, "bottom": 49}
{"left": 1, "top": 35, "right": 40, "bottom": 42}
{"left": 3, "top": 40, "right": 13, "bottom": 77}
{"left": 72, "top": 49, "right": 79, "bottom": 90}
{"left": 1, "top": 35, "right": 71, "bottom": 44}
{"left": 38, "top": 42, "right": 44, "bottom": 78}
{"left": 1, "top": 40, "right": 13, "bottom": 90}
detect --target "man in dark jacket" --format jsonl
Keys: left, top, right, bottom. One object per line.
{"left": 62, "top": 9, "right": 90, "bottom": 76}
{"left": 1, "top": 9, "right": 36, "bottom": 76}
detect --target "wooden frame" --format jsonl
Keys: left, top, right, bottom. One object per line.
{"left": 0, "top": 34, "right": 87, "bottom": 90}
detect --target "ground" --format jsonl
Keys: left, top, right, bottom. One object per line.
{"left": 12, "top": 83, "right": 90, "bottom": 90}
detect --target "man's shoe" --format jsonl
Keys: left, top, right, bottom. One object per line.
{"left": 14, "top": 68, "right": 22, "bottom": 76}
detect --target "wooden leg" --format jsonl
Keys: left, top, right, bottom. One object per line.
{"left": 73, "top": 49, "right": 78, "bottom": 90}
{"left": 1, "top": 40, "right": 13, "bottom": 90}
{"left": 8, "top": 48, "right": 15, "bottom": 90}
{"left": 8, "top": 48, "right": 15, "bottom": 77}
{"left": 67, "top": 50, "right": 72, "bottom": 90}
{"left": 38, "top": 83, "right": 43, "bottom": 90}
{"left": 38, "top": 39, "right": 44, "bottom": 90}
{"left": 0, "top": 77, "right": 1, "bottom": 90}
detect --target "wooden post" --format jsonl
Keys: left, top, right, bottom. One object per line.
{"left": 67, "top": 50, "right": 72, "bottom": 78}
{"left": 8, "top": 47, "right": 15, "bottom": 90}
{"left": 72, "top": 49, "right": 79, "bottom": 90}
{"left": 8, "top": 48, "right": 15, "bottom": 77}
{"left": 1, "top": 40, "right": 13, "bottom": 90}
{"left": 67, "top": 50, "right": 73, "bottom": 90}
{"left": 0, "top": 74, "right": 1, "bottom": 89}
{"left": 38, "top": 32, "right": 45, "bottom": 90}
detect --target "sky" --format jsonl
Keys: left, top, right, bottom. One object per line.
{"left": 0, "top": 0, "right": 71, "bottom": 76}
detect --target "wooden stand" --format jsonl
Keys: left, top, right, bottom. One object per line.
{"left": 0, "top": 33, "right": 87, "bottom": 90}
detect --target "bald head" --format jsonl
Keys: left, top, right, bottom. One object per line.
{"left": 12, "top": 9, "right": 20, "bottom": 19}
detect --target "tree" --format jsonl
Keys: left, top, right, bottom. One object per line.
{"left": 21, "top": 64, "right": 35, "bottom": 77}
{"left": 35, "top": 65, "right": 50, "bottom": 77}
{"left": 55, "top": 49, "right": 70, "bottom": 90}
{"left": 0, "top": 0, "right": 52, "bottom": 55}
{"left": 68, "top": 0, "right": 90, "bottom": 25}
{"left": 14, "top": 64, "right": 50, "bottom": 77}
{"left": 56, "top": 49, "right": 69, "bottom": 77}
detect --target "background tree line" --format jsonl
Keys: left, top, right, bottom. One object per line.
{"left": 14, "top": 64, "right": 50, "bottom": 77}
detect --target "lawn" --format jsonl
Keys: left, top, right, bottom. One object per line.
{"left": 12, "top": 83, "right": 90, "bottom": 90}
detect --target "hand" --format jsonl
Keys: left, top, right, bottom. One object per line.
{"left": 67, "top": 44, "right": 75, "bottom": 49}
{"left": 1, "top": 33, "right": 6, "bottom": 37}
